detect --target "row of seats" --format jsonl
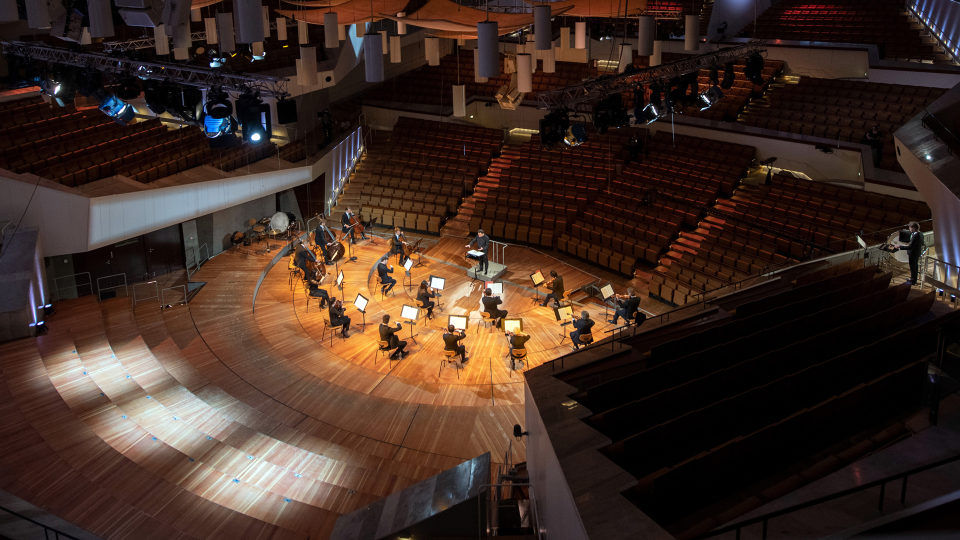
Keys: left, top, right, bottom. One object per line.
{"left": 346, "top": 118, "right": 502, "bottom": 234}
{"left": 739, "top": 77, "right": 945, "bottom": 170}
{"left": 556, "top": 261, "right": 956, "bottom": 535}
{"left": 740, "top": 0, "right": 938, "bottom": 61}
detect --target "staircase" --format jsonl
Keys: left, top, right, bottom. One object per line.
{"left": 441, "top": 153, "right": 511, "bottom": 237}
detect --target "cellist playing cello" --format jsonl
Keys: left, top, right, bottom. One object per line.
{"left": 341, "top": 207, "right": 368, "bottom": 244}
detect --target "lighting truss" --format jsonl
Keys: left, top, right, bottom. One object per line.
{"left": 536, "top": 41, "right": 766, "bottom": 111}
{"left": 1, "top": 40, "right": 289, "bottom": 97}
{"left": 102, "top": 32, "right": 207, "bottom": 52}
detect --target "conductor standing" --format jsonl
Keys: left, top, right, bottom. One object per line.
{"left": 465, "top": 229, "right": 490, "bottom": 274}
{"left": 900, "top": 221, "right": 924, "bottom": 285}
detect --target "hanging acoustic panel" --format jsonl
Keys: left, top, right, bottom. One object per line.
{"left": 324, "top": 12, "right": 338, "bottom": 48}
{"left": 637, "top": 15, "right": 654, "bottom": 56}
{"left": 276, "top": 17, "right": 287, "bottom": 41}
{"left": 517, "top": 53, "right": 532, "bottom": 93}
{"left": 233, "top": 0, "right": 265, "bottom": 44}
{"left": 380, "top": 29, "right": 388, "bottom": 54}
{"left": 396, "top": 11, "right": 406, "bottom": 35}
{"left": 153, "top": 24, "right": 170, "bottom": 55}
{"left": 389, "top": 34, "right": 401, "bottom": 63}
{"left": 217, "top": 12, "right": 236, "bottom": 52}
{"left": 473, "top": 48, "right": 487, "bottom": 83}
{"left": 542, "top": 47, "right": 555, "bottom": 73}
{"left": 425, "top": 35, "right": 440, "bottom": 66}
{"left": 685, "top": 15, "right": 699, "bottom": 51}
{"left": 453, "top": 84, "right": 466, "bottom": 117}
{"left": 298, "top": 46, "right": 317, "bottom": 85}
{"left": 363, "top": 32, "right": 384, "bottom": 82}
{"left": 87, "top": 0, "right": 115, "bottom": 38}
{"left": 574, "top": 21, "right": 586, "bottom": 49}
{"left": 618, "top": 43, "right": 632, "bottom": 73}
{"left": 534, "top": 5, "right": 551, "bottom": 51}
{"left": 298, "top": 20, "right": 309, "bottom": 44}
{"left": 204, "top": 17, "right": 218, "bottom": 44}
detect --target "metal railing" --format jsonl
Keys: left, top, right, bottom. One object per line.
{"left": 701, "top": 451, "right": 960, "bottom": 539}
{"left": 0, "top": 505, "right": 80, "bottom": 539}
{"left": 479, "top": 482, "right": 543, "bottom": 540}
{"left": 53, "top": 272, "right": 93, "bottom": 301}
{"left": 186, "top": 243, "right": 209, "bottom": 278}
{"left": 95, "top": 273, "right": 127, "bottom": 302}
{"left": 132, "top": 280, "right": 160, "bottom": 307}
{"left": 161, "top": 284, "right": 188, "bottom": 306}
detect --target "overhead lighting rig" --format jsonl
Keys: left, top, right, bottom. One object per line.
{"left": 536, "top": 41, "right": 766, "bottom": 111}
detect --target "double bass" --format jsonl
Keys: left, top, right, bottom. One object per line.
{"left": 298, "top": 239, "right": 328, "bottom": 284}
{"left": 311, "top": 213, "right": 347, "bottom": 263}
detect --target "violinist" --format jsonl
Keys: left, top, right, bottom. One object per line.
{"left": 482, "top": 287, "right": 507, "bottom": 329}
{"left": 380, "top": 314, "right": 407, "bottom": 360}
{"left": 465, "top": 229, "right": 490, "bottom": 274}
{"left": 443, "top": 324, "right": 468, "bottom": 364}
{"left": 609, "top": 287, "right": 643, "bottom": 326}
{"left": 329, "top": 298, "right": 351, "bottom": 337}
{"left": 570, "top": 310, "right": 595, "bottom": 350}
{"left": 391, "top": 227, "right": 408, "bottom": 265}
{"left": 377, "top": 256, "right": 397, "bottom": 295}
{"left": 313, "top": 219, "right": 336, "bottom": 263}
{"left": 540, "top": 270, "right": 565, "bottom": 308}
{"left": 417, "top": 280, "right": 436, "bottom": 319}
{"left": 506, "top": 330, "right": 530, "bottom": 370}
{"left": 341, "top": 207, "right": 367, "bottom": 244}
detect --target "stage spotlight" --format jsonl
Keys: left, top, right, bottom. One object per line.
{"left": 721, "top": 62, "right": 736, "bottom": 89}
{"left": 205, "top": 88, "right": 233, "bottom": 119}
{"left": 698, "top": 85, "right": 724, "bottom": 111}
{"left": 745, "top": 52, "right": 765, "bottom": 85}
{"left": 563, "top": 123, "right": 588, "bottom": 147}
{"left": 593, "top": 94, "right": 629, "bottom": 134}
{"left": 203, "top": 114, "right": 237, "bottom": 138}
{"left": 143, "top": 81, "right": 168, "bottom": 114}
{"left": 98, "top": 94, "right": 137, "bottom": 125}
{"left": 539, "top": 108, "right": 570, "bottom": 148}
{"left": 637, "top": 103, "right": 661, "bottom": 125}
{"left": 236, "top": 88, "right": 270, "bottom": 143}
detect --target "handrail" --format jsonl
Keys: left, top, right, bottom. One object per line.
{"left": 161, "top": 284, "right": 188, "bottom": 306}
{"left": 53, "top": 271, "right": 93, "bottom": 301}
{"left": 131, "top": 280, "right": 160, "bottom": 307}
{"left": 96, "top": 273, "right": 128, "bottom": 302}
{"left": 700, "top": 451, "right": 960, "bottom": 539}
{"left": 923, "top": 112, "right": 960, "bottom": 157}
{"left": 0, "top": 504, "right": 80, "bottom": 539}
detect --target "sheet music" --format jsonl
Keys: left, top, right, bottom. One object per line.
{"left": 467, "top": 250, "right": 485, "bottom": 258}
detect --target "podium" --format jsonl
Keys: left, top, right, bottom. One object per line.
{"left": 466, "top": 241, "right": 508, "bottom": 281}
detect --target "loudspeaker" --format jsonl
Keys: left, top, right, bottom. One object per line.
{"left": 277, "top": 99, "right": 297, "bottom": 124}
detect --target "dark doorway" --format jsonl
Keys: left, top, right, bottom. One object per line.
{"left": 143, "top": 224, "right": 185, "bottom": 277}
{"left": 294, "top": 173, "right": 326, "bottom": 221}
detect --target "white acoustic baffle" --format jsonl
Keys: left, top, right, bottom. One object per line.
{"left": 453, "top": 85, "right": 466, "bottom": 117}
{"left": 396, "top": 11, "right": 406, "bottom": 34}
{"left": 299, "top": 45, "right": 317, "bottom": 85}
{"left": 234, "top": 0, "right": 265, "bottom": 44}
{"left": 276, "top": 16, "right": 287, "bottom": 41}
{"left": 154, "top": 24, "right": 170, "bottom": 55}
{"left": 425, "top": 35, "right": 440, "bottom": 66}
{"left": 637, "top": 15, "right": 654, "bottom": 56}
{"left": 574, "top": 20, "right": 586, "bottom": 49}
{"left": 298, "top": 20, "right": 309, "bottom": 44}
{"left": 517, "top": 53, "right": 532, "bottom": 93}
{"left": 543, "top": 47, "right": 555, "bottom": 73}
{"left": 204, "top": 17, "right": 218, "bottom": 44}
{"left": 88, "top": 0, "right": 115, "bottom": 37}
{"left": 324, "top": 12, "right": 338, "bottom": 48}
{"left": 363, "top": 33, "right": 384, "bottom": 82}
{"left": 389, "top": 35, "right": 401, "bottom": 63}
{"left": 473, "top": 48, "right": 487, "bottom": 82}
{"left": 217, "top": 13, "right": 236, "bottom": 52}
{"left": 618, "top": 43, "right": 632, "bottom": 73}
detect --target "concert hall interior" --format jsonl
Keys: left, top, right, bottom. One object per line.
{"left": 4, "top": 0, "right": 960, "bottom": 538}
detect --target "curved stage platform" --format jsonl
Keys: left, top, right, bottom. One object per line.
{"left": 192, "top": 234, "right": 624, "bottom": 469}
{"left": 0, "top": 233, "right": 632, "bottom": 538}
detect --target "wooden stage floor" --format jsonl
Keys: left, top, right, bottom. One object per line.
{"left": 188, "top": 233, "right": 641, "bottom": 471}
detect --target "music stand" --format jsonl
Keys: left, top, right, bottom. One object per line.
{"left": 430, "top": 275, "right": 446, "bottom": 311}
{"left": 336, "top": 269, "right": 345, "bottom": 300}
{"left": 402, "top": 257, "right": 414, "bottom": 290}
{"left": 600, "top": 283, "right": 615, "bottom": 318}
{"left": 503, "top": 318, "right": 523, "bottom": 334}
{"left": 555, "top": 305, "right": 573, "bottom": 343}
{"left": 485, "top": 281, "right": 504, "bottom": 296}
{"left": 354, "top": 293, "right": 369, "bottom": 332}
{"left": 448, "top": 314, "right": 468, "bottom": 331}
{"left": 400, "top": 304, "right": 420, "bottom": 344}
{"left": 530, "top": 270, "right": 545, "bottom": 304}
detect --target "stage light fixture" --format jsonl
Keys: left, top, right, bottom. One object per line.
{"left": 116, "top": 77, "right": 141, "bottom": 100}
{"left": 539, "top": 109, "right": 570, "bottom": 148}
{"left": 592, "top": 94, "right": 629, "bottom": 134}
{"left": 698, "top": 85, "right": 724, "bottom": 111}
{"left": 205, "top": 87, "right": 233, "bottom": 119}
{"left": 563, "top": 123, "right": 588, "bottom": 147}
{"left": 721, "top": 62, "right": 736, "bottom": 89}
{"left": 744, "top": 52, "right": 765, "bottom": 85}
{"left": 637, "top": 103, "right": 661, "bottom": 125}
{"left": 236, "top": 88, "right": 270, "bottom": 143}
{"left": 203, "top": 113, "right": 237, "bottom": 138}
{"left": 98, "top": 94, "right": 137, "bottom": 124}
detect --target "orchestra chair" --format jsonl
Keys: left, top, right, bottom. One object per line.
{"left": 478, "top": 312, "right": 495, "bottom": 333}
{"left": 578, "top": 333, "right": 594, "bottom": 347}
{"left": 321, "top": 316, "right": 345, "bottom": 346}
{"left": 508, "top": 347, "right": 527, "bottom": 373}
{"left": 439, "top": 350, "right": 462, "bottom": 379}
{"left": 288, "top": 259, "right": 302, "bottom": 290}
{"left": 302, "top": 282, "right": 317, "bottom": 312}
{"left": 376, "top": 340, "right": 392, "bottom": 364}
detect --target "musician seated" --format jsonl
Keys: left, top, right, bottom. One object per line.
{"left": 308, "top": 279, "right": 331, "bottom": 308}
{"left": 482, "top": 287, "right": 508, "bottom": 329}
{"left": 541, "top": 270, "right": 565, "bottom": 308}
{"left": 342, "top": 207, "right": 367, "bottom": 243}
{"left": 571, "top": 311, "right": 595, "bottom": 350}
{"left": 379, "top": 314, "right": 407, "bottom": 360}
{"left": 507, "top": 331, "right": 530, "bottom": 369}
{"left": 417, "top": 281, "right": 436, "bottom": 319}
{"left": 443, "top": 324, "right": 467, "bottom": 364}
{"left": 328, "top": 299, "right": 351, "bottom": 337}
{"left": 391, "top": 227, "right": 408, "bottom": 265}
{"left": 293, "top": 248, "right": 316, "bottom": 274}
{"left": 377, "top": 257, "right": 397, "bottom": 295}
{"left": 609, "top": 288, "right": 642, "bottom": 325}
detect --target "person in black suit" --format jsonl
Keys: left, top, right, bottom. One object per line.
{"left": 609, "top": 288, "right": 642, "bottom": 325}
{"left": 481, "top": 287, "right": 507, "bottom": 329}
{"left": 899, "top": 221, "right": 924, "bottom": 285}
{"left": 506, "top": 331, "right": 530, "bottom": 369}
{"left": 443, "top": 325, "right": 467, "bottom": 364}
{"left": 341, "top": 207, "right": 367, "bottom": 243}
{"left": 379, "top": 314, "right": 407, "bottom": 360}
{"left": 417, "top": 280, "right": 436, "bottom": 319}
{"left": 313, "top": 219, "right": 336, "bottom": 263}
{"left": 328, "top": 299, "right": 351, "bottom": 336}
{"left": 391, "top": 227, "right": 408, "bottom": 265}
{"left": 541, "top": 270, "right": 564, "bottom": 308}
{"left": 570, "top": 310, "right": 595, "bottom": 350}
{"left": 465, "top": 229, "right": 490, "bottom": 274}
{"left": 377, "top": 256, "right": 396, "bottom": 295}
